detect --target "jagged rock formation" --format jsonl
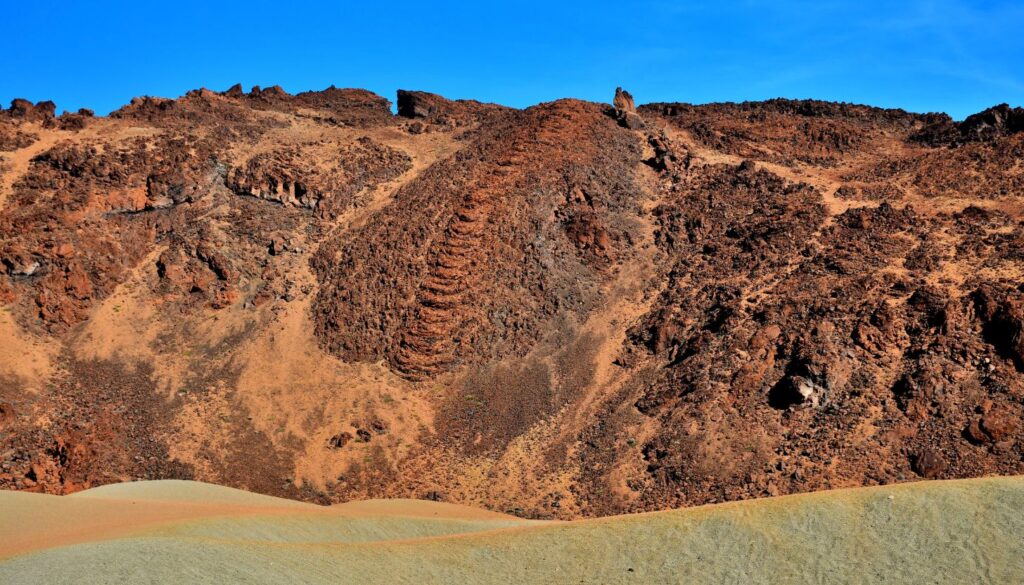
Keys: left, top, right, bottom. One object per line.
{"left": 913, "top": 103, "right": 1024, "bottom": 146}
{"left": 0, "top": 87, "right": 1022, "bottom": 520}
{"left": 613, "top": 87, "right": 644, "bottom": 129}
{"left": 7, "top": 99, "right": 56, "bottom": 124}
{"left": 613, "top": 87, "right": 635, "bottom": 113}
{"left": 226, "top": 138, "right": 411, "bottom": 216}
{"left": 395, "top": 89, "right": 503, "bottom": 128}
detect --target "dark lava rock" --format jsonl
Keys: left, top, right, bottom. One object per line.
{"left": 912, "top": 449, "right": 947, "bottom": 479}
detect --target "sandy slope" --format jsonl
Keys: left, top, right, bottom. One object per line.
{"left": 1, "top": 476, "right": 1021, "bottom": 584}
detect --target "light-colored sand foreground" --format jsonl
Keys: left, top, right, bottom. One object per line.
{"left": 1, "top": 477, "right": 1022, "bottom": 584}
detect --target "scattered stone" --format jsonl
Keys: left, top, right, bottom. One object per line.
{"left": 328, "top": 432, "right": 352, "bottom": 449}
{"left": 0, "top": 402, "right": 14, "bottom": 426}
{"left": 2, "top": 251, "right": 41, "bottom": 277}
{"left": 423, "top": 490, "right": 445, "bottom": 501}
{"left": 911, "top": 449, "right": 946, "bottom": 478}
{"left": 268, "top": 237, "right": 286, "bottom": 256}
{"left": 967, "top": 410, "right": 1018, "bottom": 445}
{"left": 769, "top": 374, "right": 826, "bottom": 409}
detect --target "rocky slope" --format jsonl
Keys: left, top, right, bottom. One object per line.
{"left": 0, "top": 86, "right": 1022, "bottom": 518}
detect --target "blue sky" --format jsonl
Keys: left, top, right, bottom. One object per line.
{"left": 2, "top": 0, "right": 1022, "bottom": 119}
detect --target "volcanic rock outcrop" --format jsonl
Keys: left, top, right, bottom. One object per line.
{"left": 612, "top": 86, "right": 644, "bottom": 129}
{"left": 913, "top": 103, "right": 1024, "bottom": 146}
{"left": 313, "top": 98, "right": 642, "bottom": 380}
{"left": 0, "top": 86, "right": 1022, "bottom": 520}
{"left": 226, "top": 138, "right": 411, "bottom": 216}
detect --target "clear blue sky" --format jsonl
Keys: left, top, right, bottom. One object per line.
{"left": 3, "top": 0, "right": 1022, "bottom": 119}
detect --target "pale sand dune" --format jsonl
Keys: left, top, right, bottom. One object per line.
{"left": 1, "top": 481, "right": 532, "bottom": 560}
{"left": 74, "top": 479, "right": 523, "bottom": 519}
{"left": 67, "top": 479, "right": 319, "bottom": 508}
{"left": 1, "top": 477, "right": 1022, "bottom": 584}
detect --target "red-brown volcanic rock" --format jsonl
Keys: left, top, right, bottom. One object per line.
{"left": 312, "top": 98, "right": 644, "bottom": 379}
{"left": 0, "top": 88, "right": 1022, "bottom": 519}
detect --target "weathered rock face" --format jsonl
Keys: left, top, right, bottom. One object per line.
{"left": 396, "top": 90, "right": 440, "bottom": 119}
{"left": 249, "top": 85, "right": 396, "bottom": 127}
{"left": 613, "top": 87, "right": 636, "bottom": 114}
{"left": 959, "top": 104, "right": 1024, "bottom": 141}
{"left": 395, "top": 89, "right": 506, "bottom": 127}
{"left": 913, "top": 104, "right": 1024, "bottom": 146}
{"left": 111, "top": 85, "right": 396, "bottom": 138}
{"left": 613, "top": 87, "right": 644, "bottom": 129}
{"left": 6, "top": 99, "right": 56, "bottom": 124}
{"left": 641, "top": 99, "right": 920, "bottom": 166}
{"left": 0, "top": 100, "right": 52, "bottom": 150}
{"left": 568, "top": 101, "right": 1024, "bottom": 514}
{"left": 57, "top": 108, "right": 94, "bottom": 131}
{"left": 226, "top": 138, "right": 411, "bottom": 216}
{"left": 227, "top": 149, "right": 324, "bottom": 209}
{"left": 0, "top": 135, "right": 222, "bottom": 327}
{"left": 313, "top": 99, "right": 644, "bottom": 379}
{"left": 0, "top": 87, "right": 1022, "bottom": 520}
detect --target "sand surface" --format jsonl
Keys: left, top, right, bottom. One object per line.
{"left": 1, "top": 476, "right": 1022, "bottom": 584}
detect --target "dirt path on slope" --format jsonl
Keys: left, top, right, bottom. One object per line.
{"left": 0, "top": 129, "right": 60, "bottom": 210}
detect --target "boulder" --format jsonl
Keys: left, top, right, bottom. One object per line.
{"left": 911, "top": 449, "right": 946, "bottom": 478}
{"left": 2, "top": 249, "right": 41, "bottom": 277}
{"left": 967, "top": 410, "right": 1018, "bottom": 445}
{"left": 328, "top": 432, "right": 352, "bottom": 449}
{"left": 58, "top": 108, "right": 92, "bottom": 131}
{"left": 223, "top": 83, "right": 245, "bottom": 98}
{"left": 612, "top": 87, "right": 644, "bottom": 129}
{"left": 620, "top": 111, "right": 645, "bottom": 130}
{"left": 7, "top": 98, "right": 56, "bottom": 123}
{"left": 972, "top": 288, "right": 1024, "bottom": 369}
{"left": 396, "top": 90, "right": 445, "bottom": 119}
